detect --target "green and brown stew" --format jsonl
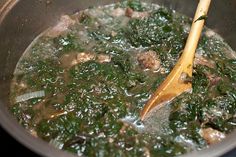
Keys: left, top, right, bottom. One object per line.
{"left": 10, "top": 1, "right": 236, "bottom": 156}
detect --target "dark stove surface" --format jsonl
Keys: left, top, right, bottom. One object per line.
{"left": 0, "top": 126, "right": 39, "bottom": 157}
{"left": 0, "top": 126, "right": 236, "bottom": 157}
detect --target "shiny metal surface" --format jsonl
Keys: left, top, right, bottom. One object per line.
{"left": 0, "top": 0, "right": 236, "bottom": 157}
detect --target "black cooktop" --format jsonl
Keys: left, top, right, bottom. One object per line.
{"left": 0, "top": 126, "right": 38, "bottom": 156}
{"left": 0, "top": 126, "right": 236, "bottom": 157}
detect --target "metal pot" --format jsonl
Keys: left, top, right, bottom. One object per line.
{"left": 0, "top": 0, "right": 236, "bottom": 157}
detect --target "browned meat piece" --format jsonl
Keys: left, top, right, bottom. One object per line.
{"left": 125, "top": 7, "right": 134, "bottom": 17}
{"left": 77, "top": 52, "right": 95, "bottom": 63}
{"left": 211, "top": 77, "right": 222, "bottom": 85}
{"left": 205, "top": 72, "right": 222, "bottom": 85}
{"left": 46, "top": 15, "right": 75, "bottom": 38}
{"left": 97, "top": 54, "right": 111, "bottom": 63}
{"left": 137, "top": 50, "right": 161, "bottom": 71}
{"left": 125, "top": 7, "right": 149, "bottom": 19}
{"left": 200, "top": 128, "right": 226, "bottom": 145}
{"left": 59, "top": 53, "right": 78, "bottom": 68}
{"left": 110, "top": 7, "right": 126, "bottom": 17}
{"left": 194, "top": 53, "right": 216, "bottom": 69}
{"left": 59, "top": 52, "right": 95, "bottom": 68}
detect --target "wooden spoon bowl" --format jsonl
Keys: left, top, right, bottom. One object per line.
{"left": 141, "top": 0, "right": 212, "bottom": 120}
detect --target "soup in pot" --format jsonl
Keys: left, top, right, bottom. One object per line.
{"left": 10, "top": 1, "right": 236, "bottom": 156}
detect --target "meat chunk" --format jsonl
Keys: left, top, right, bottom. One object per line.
{"left": 77, "top": 52, "right": 95, "bottom": 63}
{"left": 59, "top": 52, "right": 112, "bottom": 68}
{"left": 110, "top": 7, "right": 126, "bottom": 17}
{"left": 200, "top": 128, "right": 226, "bottom": 145}
{"left": 137, "top": 50, "right": 161, "bottom": 71}
{"left": 194, "top": 53, "right": 215, "bottom": 69}
{"left": 59, "top": 52, "right": 95, "bottom": 68}
{"left": 97, "top": 54, "right": 111, "bottom": 63}
{"left": 205, "top": 72, "right": 222, "bottom": 86}
{"left": 125, "top": 7, "right": 149, "bottom": 19}
{"left": 46, "top": 15, "right": 75, "bottom": 38}
{"left": 59, "top": 53, "right": 78, "bottom": 68}
{"left": 125, "top": 7, "right": 134, "bottom": 17}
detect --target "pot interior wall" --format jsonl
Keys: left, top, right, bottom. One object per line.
{"left": 0, "top": 0, "right": 236, "bottom": 157}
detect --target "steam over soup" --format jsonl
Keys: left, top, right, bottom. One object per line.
{"left": 10, "top": 1, "right": 236, "bottom": 157}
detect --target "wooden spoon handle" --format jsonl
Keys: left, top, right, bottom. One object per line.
{"left": 182, "top": 0, "right": 211, "bottom": 60}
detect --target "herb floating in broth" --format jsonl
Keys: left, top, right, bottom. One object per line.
{"left": 194, "top": 15, "right": 208, "bottom": 23}
{"left": 10, "top": 1, "right": 236, "bottom": 157}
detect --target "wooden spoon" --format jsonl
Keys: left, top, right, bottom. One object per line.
{"left": 140, "top": 0, "right": 212, "bottom": 120}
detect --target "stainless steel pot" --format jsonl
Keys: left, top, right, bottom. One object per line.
{"left": 0, "top": 0, "right": 236, "bottom": 157}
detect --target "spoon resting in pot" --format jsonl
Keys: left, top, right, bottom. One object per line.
{"left": 140, "top": 0, "right": 212, "bottom": 120}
